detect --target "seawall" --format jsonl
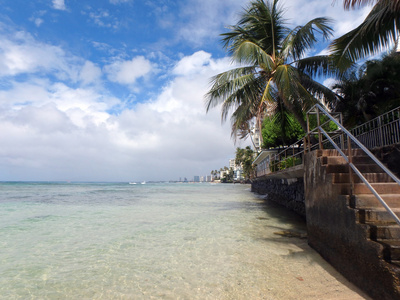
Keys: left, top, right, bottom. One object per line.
{"left": 251, "top": 177, "right": 305, "bottom": 217}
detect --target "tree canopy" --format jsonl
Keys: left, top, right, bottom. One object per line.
{"left": 235, "top": 146, "right": 255, "bottom": 180}
{"left": 333, "top": 51, "right": 400, "bottom": 127}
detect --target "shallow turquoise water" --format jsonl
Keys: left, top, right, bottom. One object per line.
{"left": 0, "top": 182, "right": 366, "bottom": 299}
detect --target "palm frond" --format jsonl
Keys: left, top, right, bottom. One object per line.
{"left": 282, "top": 18, "right": 334, "bottom": 61}
{"left": 299, "top": 74, "right": 339, "bottom": 109}
{"left": 343, "top": 0, "right": 400, "bottom": 10}
{"left": 222, "top": 0, "right": 288, "bottom": 59}
{"left": 233, "top": 40, "right": 275, "bottom": 70}
{"left": 330, "top": 1, "right": 400, "bottom": 68}
{"left": 205, "top": 66, "right": 257, "bottom": 111}
{"left": 296, "top": 55, "right": 341, "bottom": 78}
{"left": 273, "top": 64, "right": 301, "bottom": 100}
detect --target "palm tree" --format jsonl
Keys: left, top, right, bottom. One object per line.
{"left": 205, "top": 0, "right": 339, "bottom": 140}
{"left": 331, "top": 0, "right": 400, "bottom": 70}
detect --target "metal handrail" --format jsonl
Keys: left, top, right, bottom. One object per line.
{"left": 309, "top": 104, "right": 400, "bottom": 227}
{"left": 350, "top": 106, "right": 400, "bottom": 149}
{"left": 269, "top": 140, "right": 305, "bottom": 172}
{"left": 309, "top": 104, "right": 400, "bottom": 185}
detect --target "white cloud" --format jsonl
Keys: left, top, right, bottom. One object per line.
{"left": 173, "top": 51, "right": 212, "bottom": 76}
{"left": 34, "top": 18, "right": 44, "bottom": 27}
{"left": 88, "top": 9, "right": 121, "bottom": 29}
{"left": 0, "top": 50, "right": 245, "bottom": 181}
{"left": 79, "top": 61, "right": 102, "bottom": 85}
{"left": 0, "top": 32, "right": 63, "bottom": 76}
{"left": 0, "top": 29, "right": 89, "bottom": 83}
{"left": 52, "top": 0, "right": 66, "bottom": 10}
{"left": 104, "top": 56, "right": 153, "bottom": 85}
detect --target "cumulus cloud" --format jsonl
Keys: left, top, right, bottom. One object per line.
{"left": 52, "top": 0, "right": 66, "bottom": 10}
{"left": 173, "top": 51, "right": 212, "bottom": 76}
{"left": 104, "top": 56, "right": 153, "bottom": 86}
{"left": 0, "top": 29, "right": 93, "bottom": 84}
{"left": 79, "top": 61, "right": 102, "bottom": 85}
{"left": 0, "top": 49, "right": 243, "bottom": 181}
{"left": 0, "top": 31, "right": 63, "bottom": 76}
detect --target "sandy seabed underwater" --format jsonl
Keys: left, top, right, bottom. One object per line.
{"left": 0, "top": 182, "right": 370, "bottom": 299}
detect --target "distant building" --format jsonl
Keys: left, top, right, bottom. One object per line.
{"left": 234, "top": 168, "right": 243, "bottom": 181}
{"left": 229, "top": 159, "right": 236, "bottom": 169}
{"left": 220, "top": 170, "right": 228, "bottom": 179}
{"left": 206, "top": 175, "right": 212, "bottom": 182}
{"left": 251, "top": 126, "right": 261, "bottom": 152}
{"left": 229, "top": 158, "right": 244, "bottom": 181}
{"left": 193, "top": 176, "right": 200, "bottom": 182}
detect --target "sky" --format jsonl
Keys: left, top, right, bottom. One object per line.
{"left": 0, "top": 0, "right": 373, "bottom": 182}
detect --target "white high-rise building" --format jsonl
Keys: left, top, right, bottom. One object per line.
{"left": 229, "top": 158, "right": 244, "bottom": 181}
{"left": 229, "top": 159, "right": 236, "bottom": 169}
{"left": 251, "top": 126, "right": 261, "bottom": 152}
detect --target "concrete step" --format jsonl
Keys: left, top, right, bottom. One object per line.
{"left": 377, "top": 239, "right": 400, "bottom": 262}
{"left": 326, "top": 163, "right": 383, "bottom": 174}
{"left": 369, "top": 224, "right": 400, "bottom": 240}
{"left": 316, "top": 149, "right": 366, "bottom": 156}
{"left": 316, "top": 149, "right": 366, "bottom": 157}
{"left": 331, "top": 173, "right": 394, "bottom": 183}
{"left": 350, "top": 194, "right": 400, "bottom": 209}
{"left": 321, "top": 155, "right": 374, "bottom": 165}
{"left": 358, "top": 208, "right": 400, "bottom": 225}
{"left": 335, "top": 183, "right": 400, "bottom": 195}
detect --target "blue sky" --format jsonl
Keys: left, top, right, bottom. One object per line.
{"left": 0, "top": 0, "right": 372, "bottom": 181}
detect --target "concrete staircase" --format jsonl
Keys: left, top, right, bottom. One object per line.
{"left": 309, "top": 148, "right": 400, "bottom": 299}
{"left": 318, "top": 148, "right": 400, "bottom": 267}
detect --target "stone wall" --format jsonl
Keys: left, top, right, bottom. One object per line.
{"left": 251, "top": 177, "right": 305, "bottom": 217}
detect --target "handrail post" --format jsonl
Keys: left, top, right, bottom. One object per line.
{"left": 292, "top": 146, "right": 295, "bottom": 167}
{"left": 378, "top": 115, "right": 384, "bottom": 147}
{"left": 306, "top": 112, "right": 310, "bottom": 152}
{"left": 340, "top": 113, "right": 344, "bottom": 150}
{"left": 348, "top": 135, "right": 354, "bottom": 195}
{"left": 317, "top": 108, "right": 323, "bottom": 149}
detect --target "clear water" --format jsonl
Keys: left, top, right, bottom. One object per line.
{"left": 0, "top": 182, "right": 366, "bottom": 299}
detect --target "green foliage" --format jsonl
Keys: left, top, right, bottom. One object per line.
{"left": 307, "top": 114, "right": 338, "bottom": 132}
{"left": 261, "top": 110, "right": 338, "bottom": 149}
{"left": 235, "top": 146, "right": 255, "bottom": 179}
{"left": 333, "top": 52, "right": 400, "bottom": 127}
{"left": 269, "top": 157, "right": 302, "bottom": 171}
{"left": 261, "top": 113, "right": 304, "bottom": 149}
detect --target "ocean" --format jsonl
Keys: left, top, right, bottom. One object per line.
{"left": 0, "top": 182, "right": 367, "bottom": 299}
